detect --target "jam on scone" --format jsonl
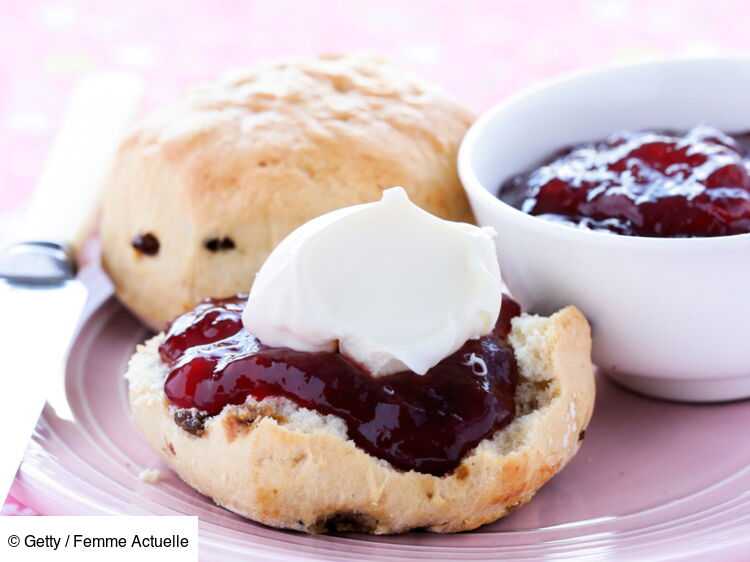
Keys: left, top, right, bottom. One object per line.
{"left": 161, "top": 294, "right": 521, "bottom": 476}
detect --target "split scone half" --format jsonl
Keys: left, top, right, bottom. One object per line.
{"left": 127, "top": 305, "right": 595, "bottom": 534}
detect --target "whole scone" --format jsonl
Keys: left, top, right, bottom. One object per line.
{"left": 101, "top": 53, "right": 475, "bottom": 329}
{"left": 127, "top": 306, "right": 595, "bottom": 534}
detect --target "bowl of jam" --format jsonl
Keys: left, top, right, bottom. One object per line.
{"left": 458, "top": 56, "right": 750, "bottom": 402}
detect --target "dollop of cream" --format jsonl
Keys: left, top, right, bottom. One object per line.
{"left": 242, "top": 187, "right": 502, "bottom": 376}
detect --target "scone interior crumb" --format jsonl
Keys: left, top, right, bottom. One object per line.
{"left": 246, "top": 397, "right": 349, "bottom": 439}
{"left": 478, "top": 313, "right": 559, "bottom": 456}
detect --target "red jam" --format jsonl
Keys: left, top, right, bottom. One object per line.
{"left": 499, "top": 126, "right": 750, "bottom": 237}
{"left": 160, "top": 295, "right": 521, "bottom": 476}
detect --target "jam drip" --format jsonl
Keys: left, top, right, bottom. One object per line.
{"left": 499, "top": 125, "right": 750, "bottom": 237}
{"left": 160, "top": 295, "right": 521, "bottom": 476}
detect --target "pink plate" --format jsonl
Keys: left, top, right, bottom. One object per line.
{"left": 12, "top": 268, "right": 750, "bottom": 561}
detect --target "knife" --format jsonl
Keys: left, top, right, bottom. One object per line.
{"left": 0, "top": 72, "right": 145, "bottom": 502}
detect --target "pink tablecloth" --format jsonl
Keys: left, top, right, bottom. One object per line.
{"left": 3, "top": 0, "right": 750, "bottom": 515}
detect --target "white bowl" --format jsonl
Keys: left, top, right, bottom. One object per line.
{"left": 458, "top": 56, "right": 750, "bottom": 402}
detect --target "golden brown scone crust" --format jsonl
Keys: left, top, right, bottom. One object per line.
{"left": 101, "top": 53, "right": 475, "bottom": 330}
{"left": 127, "top": 307, "right": 595, "bottom": 534}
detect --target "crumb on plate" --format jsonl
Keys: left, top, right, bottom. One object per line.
{"left": 138, "top": 468, "right": 163, "bottom": 483}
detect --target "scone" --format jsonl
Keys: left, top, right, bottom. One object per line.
{"left": 127, "top": 307, "right": 594, "bottom": 534}
{"left": 101, "top": 53, "right": 475, "bottom": 330}
{"left": 125, "top": 188, "right": 595, "bottom": 534}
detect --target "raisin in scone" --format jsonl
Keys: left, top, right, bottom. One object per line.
{"left": 101, "top": 53, "right": 475, "bottom": 330}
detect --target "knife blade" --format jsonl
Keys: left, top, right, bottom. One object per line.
{"left": 0, "top": 72, "right": 145, "bottom": 502}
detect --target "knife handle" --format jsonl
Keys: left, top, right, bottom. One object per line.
{"left": 20, "top": 72, "right": 146, "bottom": 258}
